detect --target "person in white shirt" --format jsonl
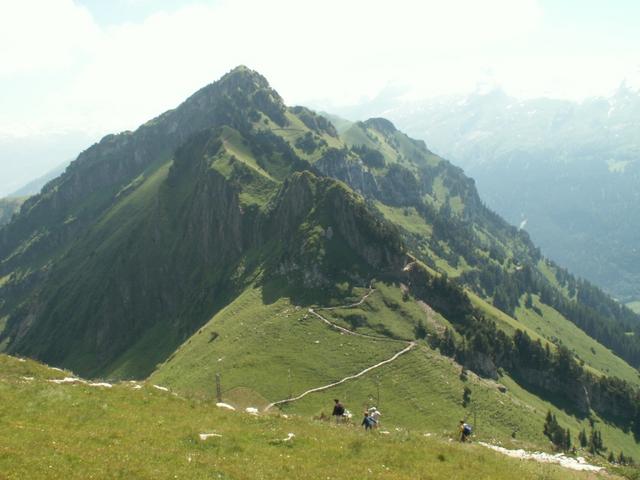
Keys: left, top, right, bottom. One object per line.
{"left": 368, "top": 407, "right": 381, "bottom": 428}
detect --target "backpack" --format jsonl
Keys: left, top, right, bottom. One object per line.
{"left": 463, "top": 424, "right": 472, "bottom": 435}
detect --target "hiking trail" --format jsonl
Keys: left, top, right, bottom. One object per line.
{"left": 265, "top": 284, "right": 416, "bottom": 411}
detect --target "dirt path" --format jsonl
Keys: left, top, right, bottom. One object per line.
{"left": 265, "top": 285, "right": 416, "bottom": 411}
{"left": 315, "top": 286, "right": 377, "bottom": 311}
{"left": 265, "top": 342, "right": 415, "bottom": 411}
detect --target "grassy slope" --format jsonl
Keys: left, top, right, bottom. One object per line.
{"left": 515, "top": 296, "right": 640, "bottom": 385}
{"left": 0, "top": 354, "right": 619, "bottom": 480}
{"left": 150, "top": 280, "right": 639, "bottom": 459}
{"left": 149, "top": 285, "right": 402, "bottom": 403}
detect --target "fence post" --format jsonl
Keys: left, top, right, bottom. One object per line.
{"left": 215, "top": 373, "right": 222, "bottom": 403}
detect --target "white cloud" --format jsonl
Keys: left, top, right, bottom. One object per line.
{"left": 0, "top": 0, "right": 637, "bottom": 139}
{"left": 0, "top": 0, "right": 99, "bottom": 75}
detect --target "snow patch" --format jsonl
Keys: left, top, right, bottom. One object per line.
{"left": 88, "top": 382, "right": 112, "bottom": 388}
{"left": 479, "top": 442, "right": 603, "bottom": 472}
{"left": 153, "top": 385, "right": 169, "bottom": 392}
{"left": 199, "top": 433, "right": 222, "bottom": 441}
{"left": 49, "top": 377, "right": 84, "bottom": 384}
{"left": 216, "top": 402, "right": 236, "bottom": 411}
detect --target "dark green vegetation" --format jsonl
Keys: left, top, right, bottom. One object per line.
{"left": 1, "top": 67, "right": 639, "bottom": 471}
{"left": 331, "top": 86, "right": 640, "bottom": 305}
{"left": 0, "top": 197, "right": 25, "bottom": 227}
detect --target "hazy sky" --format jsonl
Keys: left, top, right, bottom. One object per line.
{"left": 1, "top": 0, "right": 639, "bottom": 193}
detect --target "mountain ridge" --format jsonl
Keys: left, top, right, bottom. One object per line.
{"left": 329, "top": 87, "right": 640, "bottom": 304}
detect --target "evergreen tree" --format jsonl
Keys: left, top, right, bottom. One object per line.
{"left": 414, "top": 320, "right": 427, "bottom": 339}
{"left": 579, "top": 428, "right": 588, "bottom": 448}
{"left": 440, "top": 328, "right": 456, "bottom": 356}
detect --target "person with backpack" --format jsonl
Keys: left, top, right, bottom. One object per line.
{"left": 361, "top": 411, "right": 377, "bottom": 431}
{"left": 332, "top": 399, "right": 345, "bottom": 423}
{"left": 368, "top": 407, "right": 381, "bottom": 428}
{"left": 459, "top": 420, "right": 472, "bottom": 442}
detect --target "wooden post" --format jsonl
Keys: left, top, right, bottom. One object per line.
{"left": 215, "top": 373, "right": 222, "bottom": 403}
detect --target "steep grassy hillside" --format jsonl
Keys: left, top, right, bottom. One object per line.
{"left": 1, "top": 354, "right": 625, "bottom": 480}
{"left": 151, "top": 279, "right": 640, "bottom": 460}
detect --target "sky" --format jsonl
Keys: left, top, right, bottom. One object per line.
{"left": 1, "top": 0, "right": 639, "bottom": 194}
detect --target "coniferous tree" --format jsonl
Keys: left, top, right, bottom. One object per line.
{"left": 414, "top": 320, "right": 427, "bottom": 339}
{"left": 579, "top": 428, "right": 588, "bottom": 448}
{"left": 440, "top": 328, "right": 456, "bottom": 356}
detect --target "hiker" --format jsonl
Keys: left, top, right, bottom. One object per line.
{"left": 332, "top": 399, "right": 345, "bottom": 423}
{"left": 362, "top": 411, "right": 377, "bottom": 431}
{"left": 368, "top": 407, "right": 381, "bottom": 428}
{"left": 459, "top": 420, "right": 472, "bottom": 442}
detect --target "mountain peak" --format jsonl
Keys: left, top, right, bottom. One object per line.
{"left": 363, "top": 117, "right": 397, "bottom": 135}
{"left": 218, "top": 65, "right": 272, "bottom": 91}
{"left": 178, "top": 65, "right": 287, "bottom": 127}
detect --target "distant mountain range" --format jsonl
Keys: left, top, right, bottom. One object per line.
{"left": 1, "top": 67, "right": 639, "bottom": 458}
{"left": 328, "top": 84, "right": 640, "bottom": 306}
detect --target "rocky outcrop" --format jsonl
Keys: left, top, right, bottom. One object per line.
{"left": 315, "top": 148, "right": 380, "bottom": 198}
{"left": 267, "top": 171, "right": 405, "bottom": 287}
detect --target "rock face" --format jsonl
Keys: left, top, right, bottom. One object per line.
{"left": 268, "top": 171, "right": 406, "bottom": 287}
{"left": 315, "top": 148, "right": 380, "bottom": 199}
